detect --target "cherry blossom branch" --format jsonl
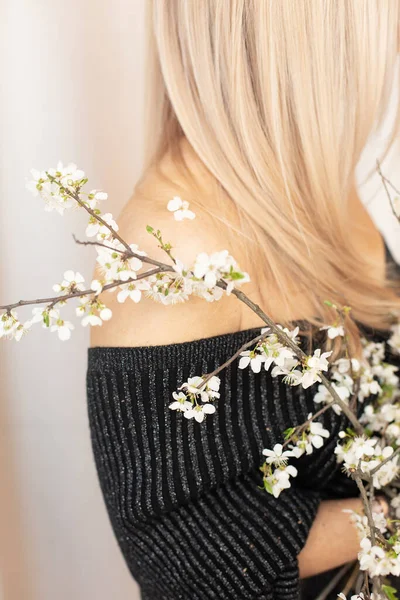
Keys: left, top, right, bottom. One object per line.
{"left": 47, "top": 174, "right": 132, "bottom": 253}
{"left": 282, "top": 401, "right": 335, "bottom": 448}
{"left": 355, "top": 472, "right": 377, "bottom": 545}
{"left": 200, "top": 332, "right": 269, "bottom": 385}
{"left": 50, "top": 175, "right": 171, "bottom": 270}
{"left": 72, "top": 235, "right": 128, "bottom": 255}
{"left": 0, "top": 268, "right": 166, "bottom": 311}
{"left": 230, "top": 286, "right": 363, "bottom": 433}
{"left": 4, "top": 162, "right": 400, "bottom": 595}
{"left": 377, "top": 161, "right": 400, "bottom": 195}
{"left": 376, "top": 160, "right": 400, "bottom": 222}
{"left": 353, "top": 474, "right": 382, "bottom": 595}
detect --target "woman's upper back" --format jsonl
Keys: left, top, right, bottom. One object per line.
{"left": 90, "top": 144, "right": 254, "bottom": 349}
{"left": 90, "top": 141, "right": 386, "bottom": 350}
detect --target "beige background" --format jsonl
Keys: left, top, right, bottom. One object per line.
{"left": 0, "top": 2, "right": 399, "bottom": 600}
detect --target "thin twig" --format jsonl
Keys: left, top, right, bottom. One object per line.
{"left": 312, "top": 562, "right": 355, "bottom": 600}
{"left": 376, "top": 161, "right": 399, "bottom": 221}
{"left": 72, "top": 235, "right": 128, "bottom": 256}
{"left": 369, "top": 446, "right": 400, "bottom": 477}
{"left": 354, "top": 472, "right": 377, "bottom": 544}
{"left": 282, "top": 401, "right": 335, "bottom": 448}
{"left": 51, "top": 176, "right": 170, "bottom": 270}
{"left": 200, "top": 332, "right": 270, "bottom": 385}
{"left": 0, "top": 268, "right": 165, "bottom": 311}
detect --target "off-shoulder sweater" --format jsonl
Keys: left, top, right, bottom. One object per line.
{"left": 86, "top": 317, "right": 398, "bottom": 599}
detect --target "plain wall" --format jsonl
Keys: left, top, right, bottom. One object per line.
{"left": 1, "top": 1, "right": 145, "bottom": 599}
{"left": 0, "top": 3, "right": 399, "bottom": 600}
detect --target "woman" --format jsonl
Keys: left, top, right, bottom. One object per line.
{"left": 87, "top": 2, "right": 400, "bottom": 598}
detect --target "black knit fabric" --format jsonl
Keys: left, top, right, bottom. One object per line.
{"left": 86, "top": 323, "right": 397, "bottom": 600}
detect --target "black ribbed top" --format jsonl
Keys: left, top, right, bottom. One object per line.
{"left": 86, "top": 324, "right": 394, "bottom": 600}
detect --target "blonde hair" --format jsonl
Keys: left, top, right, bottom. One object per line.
{"left": 141, "top": 0, "right": 400, "bottom": 354}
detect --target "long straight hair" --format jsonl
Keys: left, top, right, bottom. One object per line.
{"left": 141, "top": 0, "right": 400, "bottom": 354}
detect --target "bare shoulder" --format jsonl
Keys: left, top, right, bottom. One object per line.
{"left": 90, "top": 164, "right": 244, "bottom": 348}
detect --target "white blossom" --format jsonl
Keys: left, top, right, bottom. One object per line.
{"left": 167, "top": 196, "right": 196, "bottom": 221}
{"left": 335, "top": 435, "right": 378, "bottom": 470}
{"left": 26, "top": 164, "right": 79, "bottom": 214}
{"left": 262, "top": 444, "right": 295, "bottom": 466}
{"left": 117, "top": 281, "right": 150, "bottom": 303}
{"left": 50, "top": 319, "right": 75, "bottom": 341}
{"left": 362, "top": 340, "right": 385, "bottom": 366}
{"left": 169, "top": 392, "right": 192, "bottom": 412}
{"left": 193, "top": 250, "right": 249, "bottom": 293}
{"left": 183, "top": 403, "right": 216, "bottom": 423}
{"left": 290, "top": 417, "right": 330, "bottom": 457}
{"left": 178, "top": 376, "right": 220, "bottom": 403}
{"left": 369, "top": 451, "right": 399, "bottom": 489}
{"left": 238, "top": 351, "right": 265, "bottom": 373}
{"left": 263, "top": 465, "right": 298, "bottom": 498}
{"left": 337, "top": 593, "right": 383, "bottom": 600}
{"left": 239, "top": 328, "right": 299, "bottom": 378}
{"left": 13, "top": 321, "right": 32, "bottom": 341}
{"left": 53, "top": 270, "right": 85, "bottom": 293}
{"left": 319, "top": 324, "right": 345, "bottom": 339}
{"left": 99, "top": 307, "right": 112, "bottom": 321}
{"left": 344, "top": 505, "right": 388, "bottom": 540}
{"left": 86, "top": 190, "right": 108, "bottom": 209}
{"left": 78, "top": 302, "right": 112, "bottom": 327}
{"left": 190, "top": 280, "right": 224, "bottom": 302}
{"left": 95, "top": 241, "right": 145, "bottom": 284}
{"left": 0, "top": 311, "right": 19, "bottom": 339}
{"left": 193, "top": 250, "right": 230, "bottom": 289}
{"left": 81, "top": 314, "right": 103, "bottom": 327}
{"left": 145, "top": 272, "right": 192, "bottom": 305}
{"left": 91, "top": 279, "right": 103, "bottom": 295}
{"left": 313, "top": 380, "right": 351, "bottom": 413}
{"left": 30, "top": 307, "right": 60, "bottom": 327}
{"left": 297, "top": 349, "right": 332, "bottom": 389}
{"left": 86, "top": 213, "right": 119, "bottom": 240}
{"left": 358, "top": 536, "right": 400, "bottom": 577}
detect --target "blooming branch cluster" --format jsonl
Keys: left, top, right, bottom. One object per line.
{"left": 345, "top": 506, "right": 400, "bottom": 585}
{"left": 288, "top": 415, "right": 330, "bottom": 458}
{"left": 335, "top": 433, "right": 399, "bottom": 489}
{"left": 3, "top": 160, "right": 400, "bottom": 599}
{"left": 261, "top": 444, "right": 298, "bottom": 498}
{"left": 168, "top": 375, "right": 220, "bottom": 422}
{"left": 0, "top": 164, "right": 249, "bottom": 340}
{"left": 238, "top": 325, "right": 332, "bottom": 389}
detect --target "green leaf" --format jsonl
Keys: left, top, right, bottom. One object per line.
{"left": 229, "top": 271, "right": 245, "bottom": 281}
{"left": 43, "top": 312, "right": 50, "bottom": 327}
{"left": 146, "top": 225, "right": 154, "bottom": 234}
{"left": 382, "top": 585, "right": 399, "bottom": 600}
{"left": 283, "top": 427, "right": 296, "bottom": 440}
{"left": 263, "top": 478, "right": 273, "bottom": 495}
{"left": 323, "top": 300, "right": 333, "bottom": 307}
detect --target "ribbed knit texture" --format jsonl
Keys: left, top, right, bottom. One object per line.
{"left": 84, "top": 239, "right": 400, "bottom": 599}
{"left": 86, "top": 323, "right": 398, "bottom": 600}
